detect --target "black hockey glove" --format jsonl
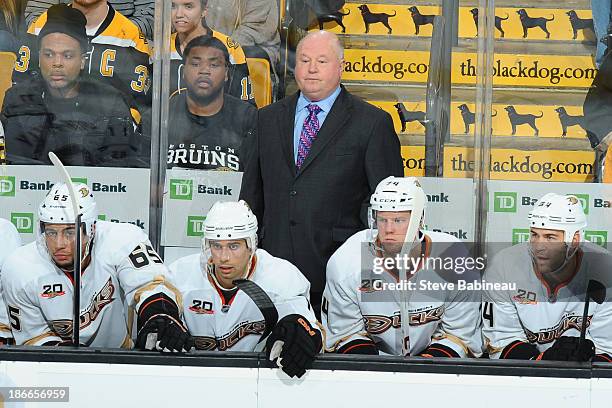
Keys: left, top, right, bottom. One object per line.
{"left": 136, "top": 314, "right": 194, "bottom": 353}
{"left": 265, "top": 314, "right": 322, "bottom": 378}
{"left": 539, "top": 336, "right": 595, "bottom": 362}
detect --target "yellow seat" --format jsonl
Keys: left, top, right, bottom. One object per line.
{"left": 246, "top": 57, "right": 272, "bottom": 108}
{"left": 0, "top": 52, "right": 16, "bottom": 108}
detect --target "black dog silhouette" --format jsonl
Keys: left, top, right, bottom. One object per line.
{"left": 358, "top": 4, "right": 396, "bottom": 34}
{"left": 555, "top": 107, "right": 585, "bottom": 137}
{"left": 469, "top": 8, "right": 508, "bottom": 37}
{"left": 316, "top": 9, "right": 351, "bottom": 32}
{"left": 566, "top": 10, "right": 594, "bottom": 40}
{"left": 394, "top": 103, "right": 426, "bottom": 132}
{"left": 516, "top": 9, "right": 554, "bottom": 38}
{"left": 505, "top": 106, "right": 543, "bottom": 136}
{"left": 457, "top": 104, "right": 475, "bottom": 134}
{"left": 408, "top": 6, "right": 435, "bottom": 35}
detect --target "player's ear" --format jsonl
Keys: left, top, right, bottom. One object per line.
{"left": 80, "top": 53, "right": 86, "bottom": 70}
{"left": 572, "top": 231, "right": 581, "bottom": 247}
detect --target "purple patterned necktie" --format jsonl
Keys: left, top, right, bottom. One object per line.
{"left": 296, "top": 103, "right": 322, "bottom": 169}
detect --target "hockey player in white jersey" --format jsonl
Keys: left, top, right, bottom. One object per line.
{"left": 168, "top": 200, "right": 322, "bottom": 378}
{"left": 483, "top": 193, "right": 612, "bottom": 362}
{"left": 322, "top": 176, "right": 482, "bottom": 357}
{"left": 1, "top": 182, "right": 187, "bottom": 350}
{"left": 0, "top": 219, "right": 22, "bottom": 344}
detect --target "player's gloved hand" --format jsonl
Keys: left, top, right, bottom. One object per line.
{"left": 136, "top": 314, "right": 194, "bottom": 353}
{"left": 539, "top": 336, "right": 595, "bottom": 362}
{"left": 265, "top": 314, "right": 322, "bottom": 378}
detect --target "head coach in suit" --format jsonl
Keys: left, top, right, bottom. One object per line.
{"left": 240, "top": 30, "right": 404, "bottom": 314}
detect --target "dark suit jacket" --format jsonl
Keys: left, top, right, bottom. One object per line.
{"left": 240, "top": 87, "right": 403, "bottom": 295}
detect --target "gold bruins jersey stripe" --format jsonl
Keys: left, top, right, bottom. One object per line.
{"left": 28, "top": 9, "right": 150, "bottom": 57}
{"left": 170, "top": 32, "right": 246, "bottom": 65}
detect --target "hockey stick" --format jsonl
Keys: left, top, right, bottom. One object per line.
{"left": 233, "top": 279, "right": 279, "bottom": 342}
{"left": 48, "top": 152, "right": 82, "bottom": 347}
{"left": 579, "top": 279, "right": 606, "bottom": 350}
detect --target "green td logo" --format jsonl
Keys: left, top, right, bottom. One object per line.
{"left": 187, "top": 216, "right": 206, "bottom": 236}
{"left": 98, "top": 214, "right": 107, "bottom": 221}
{"left": 170, "top": 179, "right": 193, "bottom": 200}
{"left": 11, "top": 212, "right": 33, "bottom": 233}
{"left": 494, "top": 192, "right": 517, "bottom": 213}
{"left": 585, "top": 230, "right": 607, "bottom": 248}
{"left": 512, "top": 229, "right": 530, "bottom": 245}
{"left": 569, "top": 193, "right": 589, "bottom": 215}
{"left": 0, "top": 176, "right": 15, "bottom": 197}
{"left": 71, "top": 177, "right": 88, "bottom": 185}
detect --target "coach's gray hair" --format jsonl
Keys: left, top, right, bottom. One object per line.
{"left": 296, "top": 30, "right": 344, "bottom": 60}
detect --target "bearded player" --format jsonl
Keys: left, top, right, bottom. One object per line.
{"left": 483, "top": 193, "right": 612, "bottom": 362}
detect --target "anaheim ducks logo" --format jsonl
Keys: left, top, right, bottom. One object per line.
{"left": 79, "top": 187, "right": 89, "bottom": 197}
{"left": 567, "top": 196, "right": 579, "bottom": 205}
{"left": 525, "top": 314, "right": 590, "bottom": 344}
{"left": 365, "top": 306, "right": 445, "bottom": 335}
{"left": 216, "top": 320, "right": 266, "bottom": 351}
{"left": 194, "top": 336, "right": 218, "bottom": 350}
{"left": 49, "top": 277, "right": 115, "bottom": 339}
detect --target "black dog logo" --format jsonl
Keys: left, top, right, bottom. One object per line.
{"left": 516, "top": 9, "right": 554, "bottom": 38}
{"left": 457, "top": 104, "right": 475, "bottom": 134}
{"left": 316, "top": 9, "right": 351, "bottom": 33}
{"left": 566, "top": 10, "right": 594, "bottom": 40}
{"left": 555, "top": 107, "right": 585, "bottom": 137}
{"left": 394, "top": 103, "right": 426, "bottom": 132}
{"left": 505, "top": 106, "right": 542, "bottom": 136}
{"left": 457, "top": 104, "right": 497, "bottom": 134}
{"left": 469, "top": 8, "right": 508, "bottom": 37}
{"left": 358, "top": 4, "right": 396, "bottom": 34}
{"left": 408, "top": 6, "right": 435, "bottom": 35}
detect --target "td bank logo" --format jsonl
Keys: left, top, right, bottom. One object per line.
{"left": 585, "top": 230, "right": 607, "bottom": 248}
{"left": 0, "top": 176, "right": 15, "bottom": 197}
{"left": 11, "top": 212, "right": 33, "bottom": 233}
{"left": 512, "top": 229, "right": 530, "bottom": 245}
{"left": 494, "top": 192, "right": 517, "bottom": 213}
{"left": 71, "top": 177, "right": 88, "bottom": 185}
{"left": 569, "top": 193, "right": 589, "bottom": 215}
{"left": 187, "top": 216, "right": 206, "bottom": 237}
{"left": 170, "top": 179, "right": 193, "bottom": 200}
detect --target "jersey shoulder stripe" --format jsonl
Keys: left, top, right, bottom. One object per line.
{"left": 98, "top": 11, "right": 151, "bottom": 56}
{"left": 27, "top": 12, "right": 47, "bottom": 35}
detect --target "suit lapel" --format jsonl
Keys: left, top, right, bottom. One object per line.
{"left": 296, "top": 89, "right": 351, "bottom": 177}
{"left": 278, "top": 93, "right": 298, "bottom": 174}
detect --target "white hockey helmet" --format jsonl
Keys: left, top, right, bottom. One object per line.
{"left": 528, "top": 193, "right": 587, "bottom": 245}
{"left": 369, "top": 176, "right": 426, "bottom": 245}
{"left": 38, "top": 182, "right": 98, "bottom": 235}
{"left": 202, "top": 200, "right": 258, "bottom": 252}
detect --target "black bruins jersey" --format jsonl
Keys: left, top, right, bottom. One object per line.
{"left": 170, "top": 31, "right": 255, "bottom": 106}
{"left": 14, "top": 4, "right": 151, "bottom": 110}
{"left": 167, "top": 93, "right": 256, "bottom": 171}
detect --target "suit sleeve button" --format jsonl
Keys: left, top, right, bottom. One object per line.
{"left": 290, "top": 190, "right": 297, "bottom": 196}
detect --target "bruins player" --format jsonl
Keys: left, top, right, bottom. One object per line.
{"left": 322, "top": 176, "right": 483, "bottom": 357}
{"left": 482, "top": 193, "right": 612, "bottom": 362}
{"left": 167, "top": 201, "right": 321, "bottom": 378}
{"left": 1, "top": 182, "right": 187, "bottom": 349}
{"left": 0, "top": 218, "right": 22, "bottom": 344}
{"left": 14, "top": 0, "right": 152, "bottom": 111}
{"left": 170, "top": 0, "right": 255, "bottom": 105}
